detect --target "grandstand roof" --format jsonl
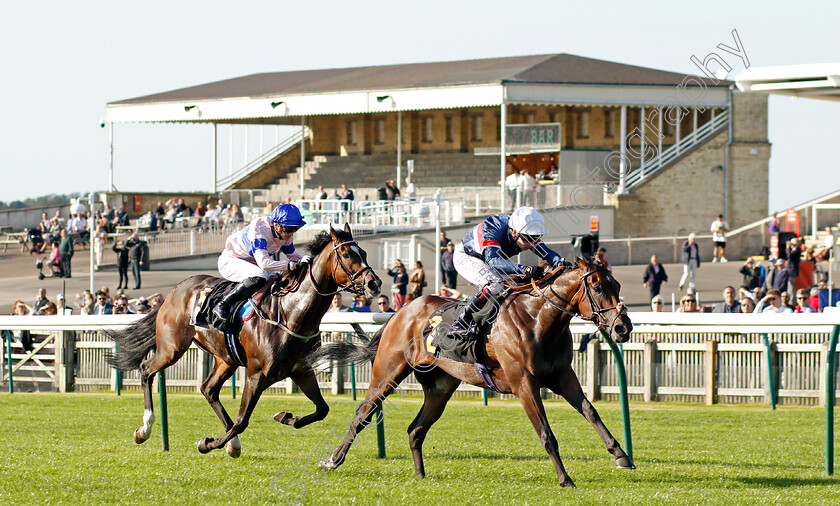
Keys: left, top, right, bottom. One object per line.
{"left": 106, "top": 54, "right": 732, "bottom": 123}
{"left": 735, "top": 63, "right": 840, "bottom": 102}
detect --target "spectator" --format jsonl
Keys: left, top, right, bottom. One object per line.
{"left": 32, "top": 288, "right": 49, "bottom": 314}
{"left": 439, "top": 231, "right": 453, "bottom": 251}
{"left": 112, "top": 240, "right": 130, "bottom": 290}
{"left": 794, "top": 288, "right": 816, "bottom": 313}
{"left": 340, "top": 184, "right": 355, "bottom": 202}
{"left": 739, "top": 297, "right": 756, "bottom": 313}
{"left": 595, "top": 247, "right": 611, "bottom": 271}
{"left": 328, "top": 293, "right": 351, "bottom": 312}
{"left": 520, "top": 170, "right": 537, "bottom": 208}
{"left": 436, "top": 286, "right": 468, "bottom": 301}
{"left": 56, "top": 293, "right": 72, "bottom": 315}
{"left": 113, "top": 296, "right": 133, "bottom": 315}
{"left": 195, "top": 201, "right": 207, "bottom": 224}
{"left": 407, "top": 261, "right": 426, "bottom": 303}
{"left": 113, "top": 205, "right": 129, "bottom": 229}
{"left": 756, "top": 289, "right": 792, "bottom": 313}
{"left": 678, "top": 233, "right": 701, "bottom": 291}
{"left": 11, "top": 301, "right": 34, "bottom": 352}
{"left": 127, "top": 234, "right": 145, "bottom": 289}
{"left": 650, "top": 295, "right": 665, "bottom": 312}
{"left": 712, "top": 286, "right": 740, "bottom": 313}
{"left": 39, "top": 301, "right": 57, "bottom": 315}
{"left": 780, "top": 291, "right": 796, "bottom": 311}
{"left": 93, "top": 291, "right": 113, "bottom": 315}
{"left": 677, "top": 294, "right": 698, "bottom": 313}
{"left": 643, "top": 255, "right": 668, "bottom": 300}
{"left": 505, "top": 167, "right": 519, "bottom": 211}
{"left": 350, "top": 295, "right": 371, "bottom": 312}
{"left": 315, "top": 185, "right": 328, "bottom": 202}
{"left": 404, "top": 178, "right": 416, "bottom": 199}
{"left": 135, "top": 297, "right": 151, "bottom": 314}
{"left": 740, "top": 257, "right": 762, "bottom": 290}
{"left": 149, "top": 293, "right": 164, "bottom": 309}
{"left": 809, "top": 287, "right": 821, "bottom": 312}
{"left": 375, "top": 295, "right": 396, "bottom": 312}
{"left": 44, "top": 241, "right": 62, "bottom": 277}
{"left": 787, "top": 237, "right": 802, "bottom": 294}
{"left": 771, "top": 259, "right": 789, "bottom": 293}
{"left": 38, "top": 212, "right": 51, "bottom": 235}
{"left": 768, "top": 211, "right": 781, "bottom": 234}
{"left": 441, "top": 243, "right": 457, "bottom": 289}
{"left": 59, "top": 228, "right": 74, "bottom": 278}
{"left": 387, "top": 259, "right": 408, "bottom": 309}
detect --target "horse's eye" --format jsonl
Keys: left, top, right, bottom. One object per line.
{"left": 342, "top": 253, "right": 350, "bottom": 259}
{"left": 593, "top": 284, "right": 602, "bottom": 294}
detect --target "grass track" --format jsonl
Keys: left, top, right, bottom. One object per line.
{"left": 0, "top": 392, "right": 838, "bottom": 504}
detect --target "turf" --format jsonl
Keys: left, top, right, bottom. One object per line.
{"left": 0, "top": 392, "right": 837, "bottom": 505}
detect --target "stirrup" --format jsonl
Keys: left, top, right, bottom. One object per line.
{"left": 447, "top": 321, "right": 477, "bottom": 341}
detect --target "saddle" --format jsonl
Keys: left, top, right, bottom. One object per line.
{"left": 191, "top": 278, "right": 272, "bottom": 333}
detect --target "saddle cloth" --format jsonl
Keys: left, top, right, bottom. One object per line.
{"left": 190, "top": 278, "right": 271, "bottom": 333}
{"left": 424, "top": 300, "right": 488, "bottom": 365}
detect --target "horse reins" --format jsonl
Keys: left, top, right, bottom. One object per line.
{"left": 253, "top": 238, "right": 375, "bottom": 340}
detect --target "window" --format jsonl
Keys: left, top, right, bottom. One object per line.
{"left": 549, "top": 111, "right": 560, "bottom": 124}
{"left": 604, "top": 109, "right": 614, "bottom": 138}
{"left": 525, "top": 112, "right": 536, "bottom": 124}
{"left": 346, "top": 120, "right": 357, "bottom": 145}
{"left": 375, "top": 118, "right": 385, "bottom": 144}
{"left": 472, "top": 115, "right": 483, "bottom": 141}
{"left": 445, "top": 116, "right": 454, "bottom": 143}
{"left": 422, "top": 117, "right": 433, "bottom": 143}
{"left": 576, "top": 110, "right": 590, "bottom": 139}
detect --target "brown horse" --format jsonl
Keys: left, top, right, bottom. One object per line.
{"left": 107, "top": 224, "right": 381, "bottom": 456}
{"left": 309, "top": 258, "right": 633, "bottom": 487}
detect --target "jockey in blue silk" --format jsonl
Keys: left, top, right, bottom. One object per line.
{"left": 212, "top": 203, "right": 310, "bottom": 320}
{"left": 447, "top": 206, "right": 564, "bottom": 341}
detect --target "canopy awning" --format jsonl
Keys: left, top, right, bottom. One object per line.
{"left": 735, "top": 63, "right": 840, "bottom": 102}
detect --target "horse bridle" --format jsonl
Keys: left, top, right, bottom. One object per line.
{"left": 308, "top": 239, "right": 374, "bottom": 296}
{"left": 533, "top": 267, "right": 626, "bottom": 331}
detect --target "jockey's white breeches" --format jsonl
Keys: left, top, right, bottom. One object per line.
{"left": 217, "top": 250, "right": 271, "bottom": 283}
{"left": 453, "top": 243, "right": 501, "bottom": 288}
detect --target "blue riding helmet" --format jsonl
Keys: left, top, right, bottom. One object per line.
{"left": 270, "top": 204, "right": 306, "bottom": 227}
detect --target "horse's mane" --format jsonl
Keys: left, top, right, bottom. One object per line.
{"left": 306, "top": 229, "right": 353, "bottom": 256}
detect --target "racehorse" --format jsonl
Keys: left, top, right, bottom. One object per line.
{"left": 308, "top": 257, "right": 633, "bottom": 487}
{"left": 107, "top": 224, "right": 381, "bottom": 457}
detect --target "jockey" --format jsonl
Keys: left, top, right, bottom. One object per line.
{"left": 447, "top": 206, "right": 564, "bottom": 341}
{"left": 212, "top": 203, "right": 311, "bottom": 320}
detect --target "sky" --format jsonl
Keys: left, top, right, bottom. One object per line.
{"left": 1, "top": 1, "right": 839, "bottom": 214}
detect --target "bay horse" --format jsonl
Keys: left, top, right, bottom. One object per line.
{"left": 308, "top": 258, "right": 633, "bottom": 487}
{"left": 107, "top": 224, "right": 381, "bottom": 456}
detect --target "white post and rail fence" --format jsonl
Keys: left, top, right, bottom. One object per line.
{"left": 0, "top": 312, "right": 838, "bottom": 474}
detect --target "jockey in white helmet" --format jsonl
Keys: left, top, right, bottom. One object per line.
{"left": 213, "top": 203, "right": 311, "bottom": 320}
{"left": 447, "top": 206, "right": 564, "bottom": 341}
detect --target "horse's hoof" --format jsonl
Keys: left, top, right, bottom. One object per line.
{"left": 134, "top": 428, "right": 149, "bottom": 445}
{"left": 616, "top": 456, "right": 636, "bottom": 469}
{"left": 226, "top": 437, "right": 241, "bottom": 458}
{"left": 197, "top": 438, "right": 214, "bottom": 454}
{"left": 318, "top": 459, "right": 337, "bottom": 470}
{"left": 560, "top": 478, "right": 576, "bottom": 488}
{"left": 273, "top": 411, "right": 295, "bottom": 426}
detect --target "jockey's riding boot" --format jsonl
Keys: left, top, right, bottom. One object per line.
{"left": 213, "top": 276, "right": 266, "bottom": 321}
{"left": 447, "top": 291, "right": 490, "bottom": 341}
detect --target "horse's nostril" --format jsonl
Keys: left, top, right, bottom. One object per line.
{"left": 614, "top": 325, "right": 627, "bottom": 335}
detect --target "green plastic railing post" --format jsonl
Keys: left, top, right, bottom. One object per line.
{"left": 482, "top": 388, "right": 488, "bottom": 406}
{"left": 375, "top": 406, "right": 386, "bottom": 458}
{"left": 599, "top": 330, "right": 632, "bottom": 461}
{"left": 231, "top": 369, "right": 236, "bottom": 399}
{"left": 762, "top": 334, "right": 776, "bottom": 410}
{"left": 826, "top": 325, "right": 839, "bottom": 475}
{"left": 114, "top": 343, "right": 121, "bottom": 396}
{"left": 5, "top": 330, "right": 13, "bottom": 394}
{"left": 158, "top": 370, "right": 169, "bottom": 451}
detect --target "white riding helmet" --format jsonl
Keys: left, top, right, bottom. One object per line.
{"left": 509, "top": 207, "right": 548, "bottom": 236}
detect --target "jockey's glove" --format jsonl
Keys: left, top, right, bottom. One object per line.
{"left": 523, "top": 265, "right": 543, "bottom": 280}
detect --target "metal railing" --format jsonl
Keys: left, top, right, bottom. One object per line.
{"left": 215, "top": 127, "right": 309, "bottom": 190}
{"left": 624, "top": 109, "right": 729, "bottom": 190}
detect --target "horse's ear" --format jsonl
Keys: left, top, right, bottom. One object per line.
{"left": 329, "top": 224, "right": 337, "bottom": 239}
{"left": 344, "top": 222, "right": 351, "bottom": 235}
{"left": 576, "top": 257, "right": 589, "bottom": 270}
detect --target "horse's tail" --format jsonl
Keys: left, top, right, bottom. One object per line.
{"left": 306, "top": 324, "right": 384, "bottom": 368}
{"left": 105, "top": 306, "right": 160, "bottom": 372}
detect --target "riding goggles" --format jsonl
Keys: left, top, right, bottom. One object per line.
{"left": 279, "top": 225, "right": 301, "bottom": 234}
{"left": 518, "top": 233, "right": 543, "bottom": 244}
